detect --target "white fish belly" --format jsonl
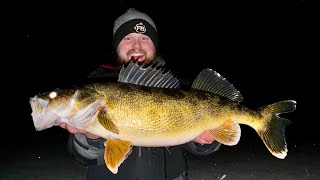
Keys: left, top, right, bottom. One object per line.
{"left": 86, "top": 119, "right": 200, "bottom": 147}
{"left": 123, "top": 135, "right": 199, "bottom": 147}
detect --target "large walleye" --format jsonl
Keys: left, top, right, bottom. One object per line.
{"left": 29, "top": 61, "right": 296, "bottom": 174}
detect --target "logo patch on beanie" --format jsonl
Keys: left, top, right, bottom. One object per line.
{"left": 134, "top": 22, "right": 147, "bottom": 34}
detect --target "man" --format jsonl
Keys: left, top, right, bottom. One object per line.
{"left": 60, "top": 8, "right": 221, "bottom": 180}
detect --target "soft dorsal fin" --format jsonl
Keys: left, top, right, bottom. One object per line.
{"left": 118, "top": 61, "right": 180, "bottom": 88}
{"left": 192, "top": 69, "right": 243, "bottom": 102}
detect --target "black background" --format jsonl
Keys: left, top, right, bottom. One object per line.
{"left": 3, "top": 0, "right": 318, "bottom": 152}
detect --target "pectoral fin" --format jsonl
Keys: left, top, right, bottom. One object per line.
{"left": 97, "top": 107, "right": 119, "bottom": 134}
{"left": 209, "top": 119, "right": 241, "bottom": 146}
{"left": 104, "top": 139, "right": 132, "bottom": 174}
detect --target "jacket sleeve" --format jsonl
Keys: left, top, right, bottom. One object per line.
{"left": 180, "top": 141, "right": 221, "bottom": 156}
{"left": 67, "top": 133, "right": 106, "bottom": 166}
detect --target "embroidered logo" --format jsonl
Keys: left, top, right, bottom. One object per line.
{"left": 134, "top": 23, "right": 147, "bottom": 34}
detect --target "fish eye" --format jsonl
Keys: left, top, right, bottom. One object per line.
{"left": 49, "top": 91, "right": 57, "bottom": 99}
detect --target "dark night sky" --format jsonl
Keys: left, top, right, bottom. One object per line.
{"left": 3, "top": 0, "right": 318, "bottom": 147}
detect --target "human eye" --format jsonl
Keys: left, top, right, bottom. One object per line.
{"left": 140, "top": 36, "right": 150, "bottom": 41}
{"left": 123, "top": 37, "right": 131, "bottom": 41}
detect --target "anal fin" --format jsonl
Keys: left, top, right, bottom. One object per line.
{"left": 209, "top": 119, "right": 241, "bottom": 146}
{"left": 104, "top": 139, "right": 132, "bottom": 174}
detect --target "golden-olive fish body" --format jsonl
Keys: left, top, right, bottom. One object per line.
{"left": 30, "top": 62, "right": 296, "bottom": 174}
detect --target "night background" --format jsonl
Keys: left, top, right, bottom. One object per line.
{"left": 2, "top": 0, "right": 319, "bottom": 179}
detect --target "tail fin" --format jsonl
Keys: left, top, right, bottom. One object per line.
{"left": 257, "top": 100, "right": 296, "bottom": 159}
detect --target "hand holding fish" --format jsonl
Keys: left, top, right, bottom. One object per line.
{"left": 193, "top": 131, "right": 216, "bottom": 145}
{"left": 59, "top": 123, "right": 99, "bottom": 139}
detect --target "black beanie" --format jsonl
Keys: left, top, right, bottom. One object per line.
{"left": 113, "top": 8, "right": 158, "bottom": 50}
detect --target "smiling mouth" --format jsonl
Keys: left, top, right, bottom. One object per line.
{"left": 130, "top": 55, "right": 145, "bottom": 62}
{"left": 128, "top": 50, "right": 146, "bottom": 61}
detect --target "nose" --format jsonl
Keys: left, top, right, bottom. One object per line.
{"left": 132, "top": 39, "right": 142, "bottom": 49}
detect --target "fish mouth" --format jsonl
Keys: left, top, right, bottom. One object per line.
{"left": 29, "top": 96, "right": 43, "bottom": 119}
{"left": 29, "top": 97, "right": 46, "bottom": 131}
{"left": 29, "top": 95, "right": 105, "bottom": 131}
{"left": 29, "top": 96, "right": 58, "bottom": 131}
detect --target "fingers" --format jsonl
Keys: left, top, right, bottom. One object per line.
{"left": 194, "top": 137, "right": 211, "bottom": 145}
{"left": 193, "top": 131, "right": 216, "bottom": 145}
{"left": 59, "top": 123, "right": 66, "bottom": 129}
{"left": 57, "top": 123, "right": 86, "bottom": 134}
{"left": 200, "top": 131, "right": 215, "bottom": 143}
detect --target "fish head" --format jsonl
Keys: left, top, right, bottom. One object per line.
{"left": 29, "top": 88, "right": 80, "bottom": 131}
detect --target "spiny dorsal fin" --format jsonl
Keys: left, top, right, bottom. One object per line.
{"left": 118, "top": 61, "right": 180, "bottom": 88}
{"left": 192, "top": 69, "right": 243, "bottom": 102}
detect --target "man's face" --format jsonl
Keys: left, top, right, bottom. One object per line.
{"left": 116, "top": 33, "right": 156, "bottom": 65}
